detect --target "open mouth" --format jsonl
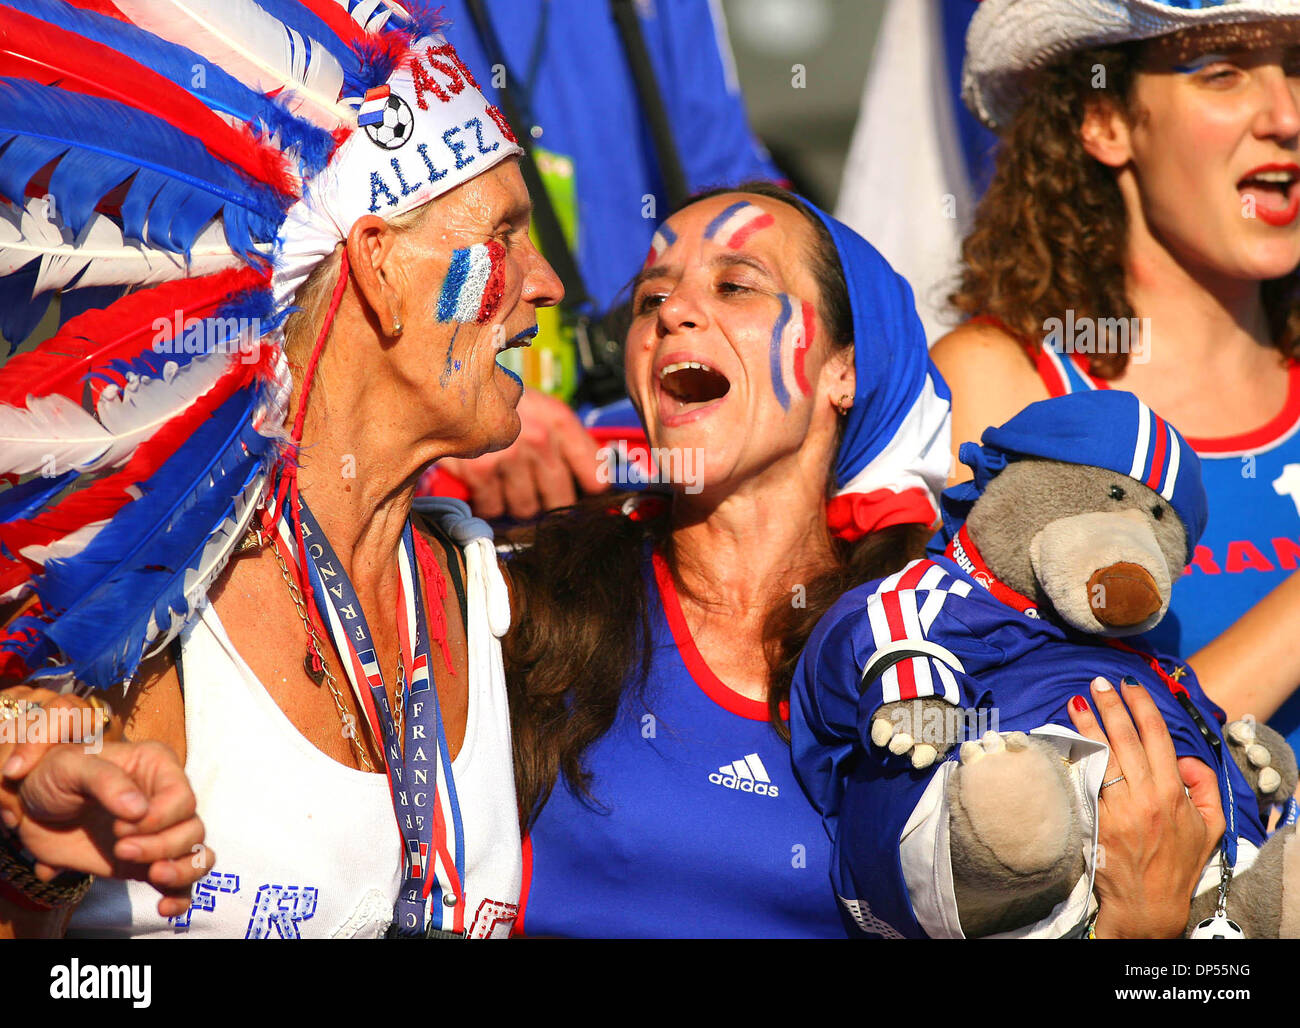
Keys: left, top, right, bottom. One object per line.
{"left": 1237, "top": 164, "right": 1300, "bottom": 227}
{"left": 658, "top": 360, "right": 730, "bottom": 410}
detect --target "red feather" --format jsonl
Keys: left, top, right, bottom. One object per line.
{"left": 0, "top": 339, "right": 279, "bottom": 585}
{"left": 0, "top": 7, "right": 296, "bottom": 199}
{"left": 59, "top": 0, "right": 129, "bottom": 22}
{"left": 295, "top": 0, "right": 374, "bottom": 49}
{"left": 0, "top": 268, "right": 268, "bottom": 410}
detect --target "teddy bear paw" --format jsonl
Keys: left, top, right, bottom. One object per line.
{"left": 949, "top": 731, "right": 1078, "bottom": 877}
{"left": 1224, "top": 718, "right": 1298, "bottom": 809}
{"left": 869, "top": 697, "right": 964, "bottom": 770}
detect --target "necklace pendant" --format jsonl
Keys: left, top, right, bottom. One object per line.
{"left": 304, "top": 652, "right": 326, "bottom": 684}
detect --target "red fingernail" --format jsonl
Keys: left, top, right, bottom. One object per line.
{"left": 1070, "top": 695, "right": 1089, "bottom": 713}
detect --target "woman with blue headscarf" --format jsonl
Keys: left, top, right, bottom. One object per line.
{"left": 501, "top": 183, "right": 1209, "bottom": 937}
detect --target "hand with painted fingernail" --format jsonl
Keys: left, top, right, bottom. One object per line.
{"left": 1066, "top": 675, "right": 1224, "bottom": 938}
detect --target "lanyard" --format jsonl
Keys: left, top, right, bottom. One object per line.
{"left": 946, "top": 526, "right": 1042, "bottom": 618}
{"left": 946, "top": 526, "right": 1239, "bottom": 865}
{"left": 270, "top": 492, "right": 467, "bottom": 936}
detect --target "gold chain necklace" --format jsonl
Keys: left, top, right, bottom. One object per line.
{"left": 259, "top": 526, "right": 378, "bottom": 773}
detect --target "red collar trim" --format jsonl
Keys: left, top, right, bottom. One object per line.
{"left": 1185, "top": 361, "right": 1300, "bottom": 455}
{"left": 1047, "top": 342, "right": 1300, "bottom": 457}
{"left": 946, "top": 526, "right": 1043, "bottom": 619}
{"left": 652, "top": 549, "right": 774, "bottom": 722}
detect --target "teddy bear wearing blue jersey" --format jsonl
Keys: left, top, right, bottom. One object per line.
{"left": 791, "top": 391, "right": 1299, "bottom": 938}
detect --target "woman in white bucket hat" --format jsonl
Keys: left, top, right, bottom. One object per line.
{"left": 933, "top": 0, "right": 1300, "bottom": 775}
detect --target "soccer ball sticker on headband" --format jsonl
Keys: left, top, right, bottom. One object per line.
{"left": 356, "top": 41, "right": 519, "bottom": 214}
{"left": 272, "top": 35, "right": 523, "bottom": 312}
{"left": 359, "top": 86, "right": 414, "bottom": 150}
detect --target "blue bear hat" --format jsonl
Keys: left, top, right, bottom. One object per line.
{"left": 935, "top": 391, "right": 1208, "bottom": 555}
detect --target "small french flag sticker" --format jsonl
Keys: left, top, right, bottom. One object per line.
{"left": 358, "top": 84, "right": 391, "bottom": 126}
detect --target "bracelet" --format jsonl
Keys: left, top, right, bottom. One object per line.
{"left": 0, "top": 828, "right": 92, "bottom": 911}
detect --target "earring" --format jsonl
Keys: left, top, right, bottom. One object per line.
{"left": 391, "top": 316, "right": 403, "bottom": 336}
{"left": 837, "top": 393, "right": 852, "bottom": 416}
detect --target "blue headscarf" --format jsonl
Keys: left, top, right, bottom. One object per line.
{"left": 805, "top": 205, "right": 953, "bottom": 539}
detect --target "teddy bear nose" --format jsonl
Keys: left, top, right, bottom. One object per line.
{"left": 1087, "top": 562, "right": 1162, "bottom": 626}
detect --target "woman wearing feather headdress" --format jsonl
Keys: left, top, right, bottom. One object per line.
{"left": 0, "top": 0, "right": 560, "bottom": 938}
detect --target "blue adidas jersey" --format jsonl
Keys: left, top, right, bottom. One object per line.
{"left": 1032, "top": 346, "right": 1300, "bottom": 753}
{"left": 518, "top": 550, "right": 848, "bottom": 938}
{"left": 790, "top": 555, "right": 1266, "bottom": 939}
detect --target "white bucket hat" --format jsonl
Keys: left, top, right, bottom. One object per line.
{"left": 964, "top": 0, "right": 1300, "bottom": 129}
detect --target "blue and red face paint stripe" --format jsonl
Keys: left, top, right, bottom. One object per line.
{"left": 435, "top": 240, "right": 507, "bottom": 323}
{"left": 703, "top": 201, "right": 775, "bottom": 248}
{"left": 768, "top": 296, "right": 816, "bottom": 410}
{"left": 644, "top": 224, "right": 677, "bottom": 267}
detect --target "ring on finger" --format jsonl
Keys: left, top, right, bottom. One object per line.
{"left": 0, "top": 695, "right": 40, "bottom": 722}
{"left": 1101, "top": 774, "right": 1127, "bottom": 790}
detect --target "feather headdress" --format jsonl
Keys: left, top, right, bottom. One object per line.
{"left": 0, "top": 0, "right": 522, "bottom": 690}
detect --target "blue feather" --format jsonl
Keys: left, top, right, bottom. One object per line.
{"left": 0, "top": 259, "right": 51, "bottom": 353}
{"left": 33, "top": 385, "right": 278, "bottom": 688}
{"left": 247, "top": 0, "right": 366, "bottom": 81}
{"left": 251, "top": 0, "right": 407, "bottom": 96}
{"left": 92, "top": 290, "right": 288, "bottom": 382}
{"left": 0, "top": 469, "right": 76, "bottom": 524}
{"left": 0, "top": 0, "right": 335, "bottom": 177}
{"left": 0, "top": 78, "right": 286, "bottom": 259}
{"left": 57, "top": 284, "right": 127, "bottom": 326}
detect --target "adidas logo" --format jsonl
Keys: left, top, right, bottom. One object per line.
{"left": 709, "top": 752, "right": 780, "bottom": 798}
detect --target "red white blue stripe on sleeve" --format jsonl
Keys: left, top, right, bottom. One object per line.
{"left": 863, "top": 559, "right": 969, "bottom": 704}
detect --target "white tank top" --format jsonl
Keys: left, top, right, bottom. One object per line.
{"left": 68, "top": 499, "right": 522, "bottom": 939}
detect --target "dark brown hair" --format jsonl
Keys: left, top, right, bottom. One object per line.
{"left": 949, "top": 43, "right": 1300, "bottom": 375}
{"left": 504, "top": 182, "right": 929, "bottom": 827}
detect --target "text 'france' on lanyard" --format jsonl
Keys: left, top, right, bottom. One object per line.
{"left": 267, "top": 491, "right": 467, "bottom": 937}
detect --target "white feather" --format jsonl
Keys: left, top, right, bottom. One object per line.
{"left": 0, "top": 393, "right": 114, "bottom": 476}
{"left": 0, "top": 201, "right": 250, "bottom": 294}
{"left": 0, "top": 199, "right": 62, "bottom": 277}
{"left": 0, "top": 348, "right": 237, "bottom": 476}
{"left": 19, "top": 519, "right": 110, "bottom": 569}
{"left": 111, "top": 0, "right": 352, "bottom": 129}
{"left": 90, "top": 348, "right": 239, "bottom": 471}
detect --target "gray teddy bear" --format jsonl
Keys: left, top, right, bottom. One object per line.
{"left": 792, "top": 392, "right": 1300, "bottom": 938}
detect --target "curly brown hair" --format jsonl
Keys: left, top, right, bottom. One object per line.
{"left": 949, "top": 42, "right": 1300, "bottom": 377}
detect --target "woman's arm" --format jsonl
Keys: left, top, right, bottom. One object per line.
{"left": 1189, "top": 572, "right": 1300, "bottom": 724}
{"left": 1067, "top": 676, "right": 1224, "bottom": 938}
{"left": 0, "top": 653, "right": 202, "bottom": 938}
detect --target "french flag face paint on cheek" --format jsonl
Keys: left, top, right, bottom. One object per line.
{"left": 704, "top": 201, "right": 775, "bottom": 249}
{"left": 768, "top": 295, "right": 815, "bottom": 411}
{"left": 644, "top": 224, "right": 677, "bottom": 268}
{"left": 436, "top": 240, "right": 507, "bottom": 323}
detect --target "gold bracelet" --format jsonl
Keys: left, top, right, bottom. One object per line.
{"left": 0, "top": 832, "right": 92, "bottom": 910}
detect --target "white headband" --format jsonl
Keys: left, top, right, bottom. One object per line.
{"left": 272, "top": 34, "right": 523, "bottom": 309}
